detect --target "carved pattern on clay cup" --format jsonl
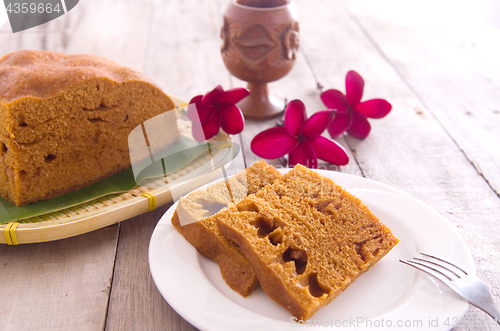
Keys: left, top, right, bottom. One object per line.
{"left": 221, "top": 0, "right": 299, "bottom": 119}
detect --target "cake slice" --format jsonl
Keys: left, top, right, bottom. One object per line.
{"left": 171, "top": 160, "right": 282, "bottom": 296}
{"left": 216, "top": 164, "right": 399, "bottom": 319}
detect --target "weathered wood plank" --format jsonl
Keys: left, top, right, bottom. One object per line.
{"left": 0, "top": 225, "right": 119, "bottom": 331}
{"left": 142, "top": 0, "right": 230, "bottom": 100}
{"left": 0, "top": 0, "right": 153, "bottom": 69}
{"left": 64, "top": 0, "right": 154, "bottom": 70}
{"left": 297, "top": 0, "right": 500, "bottom": 329}
{"left": 342, "top": 0, "right": 500, "bottom": 197}
{"left": 104, "top": 203, "right": 198, "bottom": 331}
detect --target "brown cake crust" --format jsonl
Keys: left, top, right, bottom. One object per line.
{"left": 0, "top": 50, "right": 155, "bottom": 103}
{"left": 216, "top": 165, "right": 399, "bottom": 320}
{"left": 172, "top": 160, "right": 282, "bottom": 297}
{"left": 0, "top": 50, "right": 179, "bottom": 206}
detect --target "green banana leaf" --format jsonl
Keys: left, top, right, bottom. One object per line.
{"left": 0, "top": 136, "right": 210, "bottom": 224}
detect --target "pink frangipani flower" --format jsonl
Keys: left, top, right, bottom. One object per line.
{"left": 188, "top": 85, "right": 249, "bottom": 141}
{"left": 320, "top": 71, "right": 392, "bottom": 139}
{"left": 251, "top": 100, "right": 349, "bottom": 168}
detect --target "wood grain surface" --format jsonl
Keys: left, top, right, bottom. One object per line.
{"left": 0, "top": 0, "right": 499, "bottom": 330}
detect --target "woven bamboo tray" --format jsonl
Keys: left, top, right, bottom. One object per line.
{"left": 1, "top": 96, "right": 234, "bottom": 244}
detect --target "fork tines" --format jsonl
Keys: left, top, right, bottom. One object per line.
{"left": 400, "top": 253, "right": 467, "bottom": 282}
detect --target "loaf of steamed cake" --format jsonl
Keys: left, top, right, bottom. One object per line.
{"left": 0, "top": 50, "right": 179, "bottom": 206}
{"left": 171, "top": 160, "right": 282, "bottom": 296}
{"left": 216, "top": 165, "right": 399, "bottom": 319}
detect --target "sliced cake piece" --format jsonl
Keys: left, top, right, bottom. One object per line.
{"left": 171, "top": 160, "right": 282, "bottom": 297}
{"left": 216, "top": 164, "right": 399, "bottom": 319}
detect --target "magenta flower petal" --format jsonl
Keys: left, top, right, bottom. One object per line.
{"left": 189, "top": 85, "right": 247, "bottom": 139}
{"left": 289, "top": 140, "right": 317, "bottom": 168}
{"left": 252, "top": 99, "right": 351, "bottom": 167}
{"left": 320, "top": 89, "right": 349, "bottom": 113}
{"left": 307, "top": 135, "right": 349, "bottom": 166}
{"left": 187, "top": 95, "right": 213, "bottom": 123}
{"left": 347, "top": 111, "right": 371, "bottom": 139}
{"left": 189, "top": 94, "right": 202, "bottom": 107}
{"left": 194, "top": 110, "right": 221, "bottom": 141}
{"left": 322, "top": 71, "right": 391, "bottom": 140}
{"left": 284, "top": 100, "right": 307, "bottom": 137}
{"left": 303, "top": 110, "right": 335, "bottom": 137}
{"left": 218, "top": 88, "right": 250, "bottom": 104}
{"left": 201, "top": 85, "right": 223, "bottom": 108}
{"left": 251, "top": 127, "right": 297, "bottom": 159}
{"left": 355, "top": 99, "right": 392, "bottom": 119}
{"left": 327, "top": 111, "right": 352, "bottom": 138}
{"left": 345, "top": 71, "right": 364, "bottom": 107}
{"left": 220, "top": 103, "right": 244, "bottom": 134}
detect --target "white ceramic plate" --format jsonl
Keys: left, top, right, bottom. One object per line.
{"left": 149, "top": 169, "right": 474, "bottom": 331}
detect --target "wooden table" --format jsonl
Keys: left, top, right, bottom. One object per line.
{"left": 1, "top": 0, "right": 499, "bottom": 330}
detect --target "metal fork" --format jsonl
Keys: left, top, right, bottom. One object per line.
{"left": 400, "top": 253, "right": 500, "bottom": 325}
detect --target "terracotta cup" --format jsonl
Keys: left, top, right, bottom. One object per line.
{"left": 221, "top": 0, "right": 299, "bottom": 120}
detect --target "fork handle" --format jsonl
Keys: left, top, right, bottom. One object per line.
{"left": 476, "top": 303, "right": 500, "bottom": 325}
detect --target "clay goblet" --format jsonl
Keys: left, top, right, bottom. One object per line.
{"left": 221, "top": 0, "right": 299, "bottom": 120}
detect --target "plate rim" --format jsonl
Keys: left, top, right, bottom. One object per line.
{"left": 149, "top": 168, "right": 473, "bottom": 331}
